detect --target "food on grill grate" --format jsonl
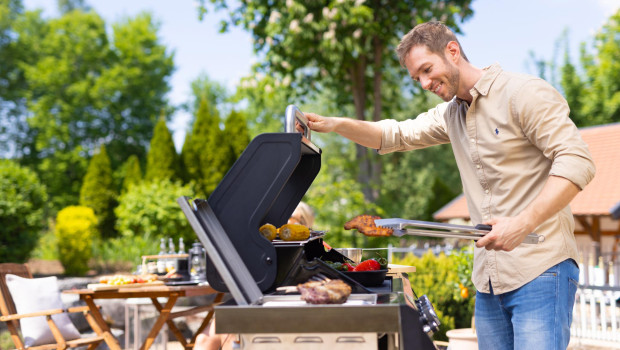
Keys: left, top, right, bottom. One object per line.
{"left": 259, "top": 223, "right": 277, "bottom": 241}
{"left": 279, "top": 223, "right": 310, "bottom": 241}
{"left": 344, "top": 215, "right": 394, "bottom": 237}
{"left": 298, "top": 279, "right": 352, "bottom": 304}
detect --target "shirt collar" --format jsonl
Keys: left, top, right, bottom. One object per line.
{"left": 454, "top": 63, "right": 502, "bottom": 105}
{"left": 471, "top": 63, "right": 502, "bottom": 97}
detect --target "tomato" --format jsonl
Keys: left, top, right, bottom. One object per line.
{"left": 342, "top": 263, "right": 355, "bottom": 271}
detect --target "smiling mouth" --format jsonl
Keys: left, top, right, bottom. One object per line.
{"left": 432, "top": 83, "right": 442, "bottom": 94}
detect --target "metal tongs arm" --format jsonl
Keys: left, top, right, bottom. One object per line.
{"left": 374, "top": 218, "right": 544, "bottom": 244}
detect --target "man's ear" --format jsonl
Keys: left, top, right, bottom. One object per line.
{"left": 445, "top": 41, "right": 460, "bottom": 63}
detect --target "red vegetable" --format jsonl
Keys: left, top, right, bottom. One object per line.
{"left": 342, "top": 262, "right": 355, "bottom": 271}
{"left": 353, "top": 259, "right": 381, "bottom": 271}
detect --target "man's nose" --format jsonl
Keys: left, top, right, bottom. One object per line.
{"left": 420, "top": 77, "right": 432, "bottom": 90}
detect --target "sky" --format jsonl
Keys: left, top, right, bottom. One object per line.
{"left": 23, "top": 0, "right": 620, "bottom": 149}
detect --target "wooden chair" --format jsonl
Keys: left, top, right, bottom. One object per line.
{"left": 0, "top": 263, "right": 105, "bottom": 350}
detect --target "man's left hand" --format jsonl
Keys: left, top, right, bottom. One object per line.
{"left": 475, "top": 217, "right": 532, "bottom": 251}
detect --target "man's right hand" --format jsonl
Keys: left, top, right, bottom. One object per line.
{"left": 305, "top": 112, "right": 335, "bottom": 133}
{"left": 302, "top": 112, "right": 383, "bottom": 149}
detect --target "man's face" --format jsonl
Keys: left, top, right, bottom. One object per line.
{"left": 404, "top": 45, "right": 460, "bottom": 102}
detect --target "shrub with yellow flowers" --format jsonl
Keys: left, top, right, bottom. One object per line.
{"left": 395, "top": 245, "right": 475, "bottom": 341}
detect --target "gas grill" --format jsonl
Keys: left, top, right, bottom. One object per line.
{"left": 178, "top": 105, "right": 439, "bottom": 350}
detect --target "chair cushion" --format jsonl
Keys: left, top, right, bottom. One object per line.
{"left": 5, "top": 274, "right": 81, "bottom": 346}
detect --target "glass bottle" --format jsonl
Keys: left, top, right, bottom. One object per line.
{"left": 178, "top": 237, "right": 186, "bottom": 254}
{"left": 166, "top": 237, "right": 177, "bottom": 272}
{"left": 157, "top": 238, "right": 167, "bottom": 274}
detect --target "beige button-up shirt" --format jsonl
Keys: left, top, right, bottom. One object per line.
{"left": 377, "top": 64, "right": 595, "bottom": 294}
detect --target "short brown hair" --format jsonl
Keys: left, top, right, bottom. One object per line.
{"left": 396, "top": 21, "right": 468, "bottom": 67}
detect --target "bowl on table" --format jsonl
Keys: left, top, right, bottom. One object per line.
{"left": 337, "top": 248, "right": 362, "bottom": 264}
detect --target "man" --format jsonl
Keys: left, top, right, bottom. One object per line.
{"left": 304, "top": 21, "right": 595, "bottom": 349}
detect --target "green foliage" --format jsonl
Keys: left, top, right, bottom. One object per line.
{"left": 199, "top": 0, "right": 475, "bottom": 205}
{"left": 55, "top": 206, "right": 98, "bottom": 276}
{"left": 36, "top": 146, "right": 88, "bottom": 211}
{"left": 30, "top": 229, "right": 59, "bottom": 261}
{"left": 223, "top": 109, "right": 250, "bottom": 164}
{"left": 395, "top": 248, "right": 475, "bottom": 341}
{"left": 91, "top": 234, "right": 157, "bottom": 274}
{"left": 145, "top": 117, "right": 180, "bottom": 182}
{"left": 0, "top": 159, "right": 47, "bottom": 263}
{"left": 0, "top": 329, "right": 13, "bottom": 350}
{"left": 552, "top": 8, "right": 620, "bottom": 127}
{"left": 80, "top": 144, "right": 117, "bottom": 238}
{"left": 5, "top": 8, "right": 172, "bottom": 212}
{"left": 115, "top": 179, "right": 194, "bottom": 244}
{"left": 120, "top": 154, "right": 142, "bottom": 193}
{"left": 181, "top": 98, "right": 227, "bottom": 197}
{"left": 186, "top": 72, "right": 229, "bottom": 120}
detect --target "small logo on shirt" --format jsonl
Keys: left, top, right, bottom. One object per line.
{"left": 494, "top": 128, "right": 499, "bottom": 135}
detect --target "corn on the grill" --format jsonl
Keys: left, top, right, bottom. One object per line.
{"left": 259, "top": 223, "right": 277, "bottom": 241}
{"left": 279, "top": 224, "right": 310, "bottom": 241}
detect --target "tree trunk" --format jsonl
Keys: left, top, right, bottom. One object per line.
{"left": 370, "top": 36, "right": 384, "bottom": 201}
{"left": 350, "top": 58, "right": 376, "bottom": 205}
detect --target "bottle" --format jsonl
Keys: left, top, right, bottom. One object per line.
{"left": 157, "top": 238, "right": 167, "bottom": 274}
{"left": 178, "top": 237, "right": 186, "bottom": 254}
{"left": 177, "top": 237, "right": 189, "bottom": 279}
{"left": 166, "top": 237, "right": 177, "bottom": 272}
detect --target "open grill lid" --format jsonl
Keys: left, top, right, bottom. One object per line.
{"left": 179, "top": 105, "right": 321, "bottom": 298}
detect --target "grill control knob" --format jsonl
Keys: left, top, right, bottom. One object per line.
{"left": 415, "top": 295, "right": 440, "bottom": 336}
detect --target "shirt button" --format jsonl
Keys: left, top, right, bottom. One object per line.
{"left": 483, "top": 215, "right": 489, "bottom": 220}
{"left": 476, "top": 165, "right": 481, "bottom": 169}
{"left": 470, "top": 138, "right": 475, "bottom": 143}
{"left": 485, "top": 189, "right": 489, "bottom": 194}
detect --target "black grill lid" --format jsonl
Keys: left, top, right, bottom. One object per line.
{"left": 184, "top": 105, "right": 321, "bottom": 295}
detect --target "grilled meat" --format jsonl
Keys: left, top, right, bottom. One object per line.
{"left": 298, "top": 279, "right": 352, "bottom": 304}
{"left": 344, "top": 214, "right": 394, "bottom": 237}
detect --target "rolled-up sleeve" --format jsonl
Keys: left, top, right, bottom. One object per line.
{"left": 377, "top": 102, "right": 451, "bottom": 155}
{"left": 515, "top": 79, "right": 596, "bottom": 190}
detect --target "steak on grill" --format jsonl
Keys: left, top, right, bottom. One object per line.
{"left": 298, "top": 279, "right": 352, "bottom": 304}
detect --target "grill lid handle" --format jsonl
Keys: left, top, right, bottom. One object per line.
{"left": 285, "top": 104, "right": 311, "bottom": 140}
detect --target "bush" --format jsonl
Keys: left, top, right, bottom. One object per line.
{"left": 115, "top": 179, "right": 194, "bottom": 244}
{"left": 91, "top": 234, "right": 159, "bottom": 274}
{"left": 395, "top": 247, "right": 475, "bottom": 341}
{"left": 55, "top": 206, "right": 98, "bottom": 276}
{"left": 0, "top": 159, "right": 48, "bottom": 263}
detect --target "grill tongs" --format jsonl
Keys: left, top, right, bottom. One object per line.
{"left": 374, "top": 218, "right": 544, "bottom": 244}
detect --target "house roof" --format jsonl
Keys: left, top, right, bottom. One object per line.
{"left": 434, "top": 122, "right": 620, "bottom": 221}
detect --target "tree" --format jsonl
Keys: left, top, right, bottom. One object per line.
{"left": 198, "top": 0, "right": 474, "bottom": 203}
{"left": 181, "top": 98, "right": 227, "bottom": 197}
{"left": 79, "top": 144, "right": 117, "bottom": 238}
{"left": 120, "top": 154, "right": 142, "bottom": 193}
{"left": 185, "top": 72, "right": 229, "bottom": 121}
{"left": 57, "top": 0, "right": 90, "bottom": 14}
{"left": 0, "top": 159, "right": 48, "bottom": 263}
{"left": 145, "top": 116, "right": 180, "bottom": 182}
{"left": 223, "top": 109, "right": 250, "bottom": 166}
{"left": 0, "top": 0, "right": 28, "bottom": 157}
{"left": 574, "top": 9, "right": 620, "bottom": 125}
{"left": 10, "top": 8, "right": 173, "bottom": 209}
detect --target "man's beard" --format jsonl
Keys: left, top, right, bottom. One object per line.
{"left": 441, "top": 61, "right": 460, "bottom": 101}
